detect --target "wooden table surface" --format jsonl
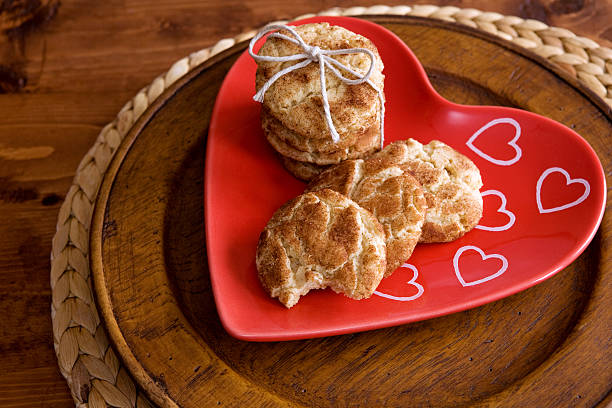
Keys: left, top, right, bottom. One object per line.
{"left": 0, "top": 1, "right": 610, "bottom": 407}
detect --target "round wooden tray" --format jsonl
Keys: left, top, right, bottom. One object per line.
{"left": 90, "top": 16, "right": 611, "bottom": 408}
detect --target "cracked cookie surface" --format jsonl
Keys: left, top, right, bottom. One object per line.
{"left": 368, "top": 139, "right": 483, "bottom": 243}
{"left": 255, "top": 23, "right": 384, "bottom": 142}
{"left": 256, "top": 189, "right": 386, "bottom": 308}
{"left": 308, "top": 160, "right": 427, "bottom": 276}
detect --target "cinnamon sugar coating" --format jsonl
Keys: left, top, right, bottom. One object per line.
{"left": 256, "top": 189, "right": 387, "bottom": 308}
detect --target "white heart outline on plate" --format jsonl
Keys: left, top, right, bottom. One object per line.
{"left": 374, "top": 263, "right": 424, "bottom": 301}
{"left": 536, "top": 167, "right": 590, "bottom": 214}
{"left": 475, "top": 190, "right": 516, "bottom": 231}
{"left": 466, "top": 118, "right": 522, "bottom": 166}
{"left": 454, "top": 246, "right": 509, "bottom": 287}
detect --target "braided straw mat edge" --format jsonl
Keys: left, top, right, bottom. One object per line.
{"left": 50, "top": 4, "right": 612, "bottom": 407}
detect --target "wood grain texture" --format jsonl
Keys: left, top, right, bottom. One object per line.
{"left": 91, "top": 17, "right": 611, "bottom": 408}
{"left": 0, "top": 1, "right": 611, "bottom": 407}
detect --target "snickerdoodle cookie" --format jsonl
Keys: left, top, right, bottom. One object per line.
{"left": 278, "top": 154, "right": 330, "bottom": 182}
{"left": 255, "top": 23, "right": 385, "bottom": 141}
{"left": 262, "top": 107, "right": 381, "bottom": 165}
{"left": 256, "top": 189, "right": 387, "bottom": 308}
{"left": 307, "top": 160, "right": 427, "bottom": 276}
{"left": 261, "top": 106, "right": 379, "bottom": 155}
{"left": 368, "top": 139, "right": 483, "bottom": 243}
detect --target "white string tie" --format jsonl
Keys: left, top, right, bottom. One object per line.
{"left": 249, "top": 24, "right": 385, "bottom": 148}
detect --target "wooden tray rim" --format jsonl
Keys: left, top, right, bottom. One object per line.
{"left": 79, "top": 14, "right": 612, "bottom": 408}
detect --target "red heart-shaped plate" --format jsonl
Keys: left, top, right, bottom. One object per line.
{"left": 205, "top": 16, "right": 606, "bottom": 341}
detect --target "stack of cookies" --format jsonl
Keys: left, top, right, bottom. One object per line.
{"left": 253, "top": 23, "right": 385, "bottom": 181}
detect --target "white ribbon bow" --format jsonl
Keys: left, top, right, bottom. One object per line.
{"left": 248, "top": 24, "right": 385, "bottom": 148}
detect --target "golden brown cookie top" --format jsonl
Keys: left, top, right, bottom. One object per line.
{"left": 368, "top": 139, "right": 483, "bottom": 242}
{"left": 256, "top": 189, "right": 386, "bottom": 308}
{"left": 308, "top": 161, "right": 427, "bottom": 275}
{"left": 255, "top": 23, "right": 384, "bottom": 140}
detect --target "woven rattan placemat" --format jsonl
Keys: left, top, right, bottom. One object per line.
{"left": 50, "top": 5, "right": 612, "bottom": 407}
